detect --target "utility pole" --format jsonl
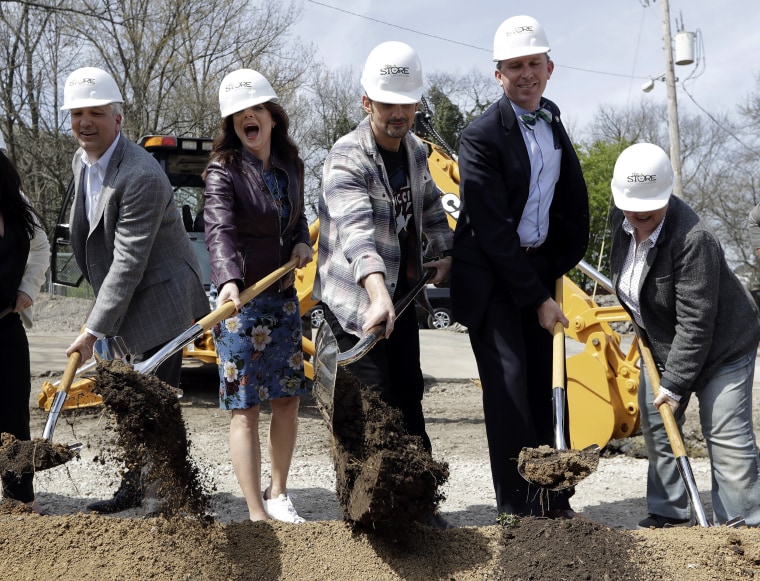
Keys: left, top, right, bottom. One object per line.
{"left": 658, "top": 0, "right": 684, "bottom": 197}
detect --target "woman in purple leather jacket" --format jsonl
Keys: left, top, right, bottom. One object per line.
{"left": 204, "top": 69, "right": 312, "bottom": 523}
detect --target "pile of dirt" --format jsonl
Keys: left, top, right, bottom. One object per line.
{"left": 92, "top": 360, "right": 209, "bottom": 519}
{"left": 330, "top": 368, "right": 449, "bottom": 528}
{"left": 4, "top": 511, "right": 760, "bottom": 580}
{"left": 495, "top": 515, "right": 644, "bottom": 580}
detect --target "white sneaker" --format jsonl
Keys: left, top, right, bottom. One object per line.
{"left": 263, "top": 490, "right": 306, "bottom": 524}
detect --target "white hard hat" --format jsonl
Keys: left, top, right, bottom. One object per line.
{"left": 361, "top": 41, "right": 423, "bottom": 105}
{"left": 61, "top": 67, "right": 123, "bottom": 110}
{"left": 611, "top": 143, "right": 674, "bottom": 212}
{"left": 493, "top": 15, "right": 551, "bottom": 62}
{"left": 218, "top": 69, "right": 278, "bottom": 118}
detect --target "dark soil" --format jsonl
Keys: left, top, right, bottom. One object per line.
{"left": 495, "top": 516, "right": 644, "bottom": 580}
{"left": 330, "top": 367, "right": 449, "bottom": 528}
{"left": 0, "top": 432, "right": 78, "bottom": 479}
{"left": 518, "top": 444, "right": 600, "bottom": 490}
{"left": 92, "top": 360, "right": 209, "bottom": 519}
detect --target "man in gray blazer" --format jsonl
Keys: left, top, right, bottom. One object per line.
{"left": 62, "top": 66, "right": 209, "bottom": 513}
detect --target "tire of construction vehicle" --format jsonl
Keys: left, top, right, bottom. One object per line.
{"left": 427, "top": 307, "right": 452, "bottom": 330}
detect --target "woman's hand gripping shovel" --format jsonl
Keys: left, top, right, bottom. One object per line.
{"left": 517, "top": 277, "right": 600, "bottom": 491}
{"left": 40, "top": 258, "right": 300, "bottom": 443}
{"left": 312, "top": 269, "right": 434, "bottom": 425}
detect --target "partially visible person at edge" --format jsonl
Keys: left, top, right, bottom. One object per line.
{"left": 747, "top": 202, "right": 760, "bottom": 261}
{"left": 610, "top": 142, "right": 760, "bottom": 529}
{"left": 450, "top": 15, "right": 589, "bottom": 520}
{"left": 61, "top": 67, "right": 209, "bottom": 514}
{"left": 204, "top": 69, "right": 313, "bottom": 524}
{"left": 0, "top": 132, "right": 51, "bottom": 515}
{"left": 313, "top": 41, "right": 453, "bottom": 528}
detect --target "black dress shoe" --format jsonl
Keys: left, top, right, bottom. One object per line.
{"left": 87, "top": 483, "right": 141, "bottom": 513}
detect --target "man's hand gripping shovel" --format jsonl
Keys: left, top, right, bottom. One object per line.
{"left": 312, "top": 269, "right": 434, "bottom": 426}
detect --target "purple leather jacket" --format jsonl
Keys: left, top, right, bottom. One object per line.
{"left": 204, "top": 147, "right": 310, "bottom": 292}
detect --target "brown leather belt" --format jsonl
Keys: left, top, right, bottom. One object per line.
{"left": 522, "top": 246, "right": 541, "bottom": 255}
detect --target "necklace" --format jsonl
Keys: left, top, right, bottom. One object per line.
{"left": 264, "top": 169, "right": 285, "bottom": 219}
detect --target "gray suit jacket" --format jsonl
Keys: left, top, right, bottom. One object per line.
{"left": 70, "top": 134, "right": 209, "bottom": 354}
{"left": 610, "top": 196, "right": 760, "bottom": 396}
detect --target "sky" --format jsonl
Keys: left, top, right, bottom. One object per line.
{"left": 291, "top": 0, "right": 759, "bottom": 132}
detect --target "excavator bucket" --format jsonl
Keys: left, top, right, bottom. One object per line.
{"left": 38, "top": 377, "right": 103, "bottom": 411}
{"left": 566, "top": 262, "right": 641, "bottom": 449}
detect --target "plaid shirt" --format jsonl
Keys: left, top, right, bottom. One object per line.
{"left": 313, "top": 116, "right": 452, "bottom": 336}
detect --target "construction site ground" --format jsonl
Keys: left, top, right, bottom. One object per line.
{"left": 4, "top": 293, "right": 760, "bottom": 580}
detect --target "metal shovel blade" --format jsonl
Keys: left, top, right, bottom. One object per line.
{"left": 310, "top": 269, "right": 435, "bottom": 426}
{"left": 41, "top": 351, "right": 83, "bottom": 441}
{"left": 312, "top": 321, "right": 338, "bottom": 424}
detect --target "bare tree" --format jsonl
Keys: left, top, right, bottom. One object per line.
{"left": 294, "top": 65, "right": 363, "bottom": 213}
{"left": 0, "top": 0, "right": 314, "bottom": 232}
{"left": 426, "top": 69, "right": 500, "bottom": 124}
{"left": 0, "top": 1, "right": 81, "bottom": 230}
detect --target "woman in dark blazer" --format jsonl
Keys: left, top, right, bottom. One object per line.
{"left": 609, "top": 142, "right": 760, "bottom": 529}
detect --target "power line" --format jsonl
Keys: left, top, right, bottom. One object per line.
{"left": 305, "top": 0, "right": 649, "bottom": 80}
{"left": 305, "top": 0, "right": 488, "bottom": 51}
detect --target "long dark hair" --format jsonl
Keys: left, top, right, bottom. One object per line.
{"left": 207, "top": 101, "right": 303, "bottom": 174}
{"left": 0, "top": 152, "right": 37, "bottom": 238}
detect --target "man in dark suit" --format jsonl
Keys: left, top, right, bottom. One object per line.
{"left": 62, "top": 66, "right": 209, "bottom": 513}
{"left": 450, "top": 16, "right": 589, "bottom": 519}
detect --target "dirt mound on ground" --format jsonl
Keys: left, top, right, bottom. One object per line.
{"left": 4, "top": 512, "right": 760, "bottom": 580}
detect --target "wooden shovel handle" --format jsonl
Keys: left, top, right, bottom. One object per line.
{"left": 60, "top": 351, "right": 83, "bottom": 396}
{"left": 194, "top": 258, "right": 299, "bottom": 333}
{"left": 637, "top": 338, "right": 687, "bottom": 457}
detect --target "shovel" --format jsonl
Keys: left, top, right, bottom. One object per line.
{"left": 40, "top": 351, "right": 82, "bottom": 441}
{"left": 518, "top": 277, "right": 600, "bottom": 490}
{"left": 635, "top": 337, "right": 747, "bottom": 528}
{"left": 42, "top": 258, "right": 299, "bottom": 441}
{"left": 577, "top": 261, "right": 742, "bottom": 527}
{"left": 312, "top": 268, "right": 434, "bottom": 424}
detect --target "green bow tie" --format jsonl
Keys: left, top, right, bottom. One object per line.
{"left": 519, "top": 108, "right": 553, "bottom": 128}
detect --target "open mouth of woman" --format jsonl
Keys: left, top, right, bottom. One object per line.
{"left": 244, "top": 124, "right": 260, "bottom": 140}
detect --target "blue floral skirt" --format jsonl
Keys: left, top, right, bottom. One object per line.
{"left": 210, "top": 286, "right": 307, "bottom": 410}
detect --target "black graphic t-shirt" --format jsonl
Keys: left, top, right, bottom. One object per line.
{"left": 379, "top": 142, "right": 415, "bottom": 297}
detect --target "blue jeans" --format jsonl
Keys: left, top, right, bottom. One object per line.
{"left": 639, "top": 351, "right": 760, "bottom": 525}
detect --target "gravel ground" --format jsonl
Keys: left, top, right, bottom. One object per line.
{"left": 22, "top": 292, "right": 712, "bottom": 528}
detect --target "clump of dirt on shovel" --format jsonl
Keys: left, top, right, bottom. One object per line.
{"left": 518, "top": 444, "right": 598, "bottom": 489}
{"left": 329, "top": 367, "right": 449, "bottom": 529}
{"left": 0, "top": 432, "right": 78, "bottom": 480}
{"left": 93, "top": 360, "right": 209, "bottom": 519}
